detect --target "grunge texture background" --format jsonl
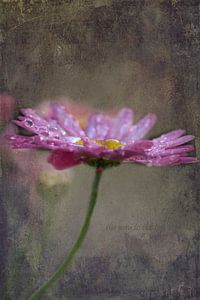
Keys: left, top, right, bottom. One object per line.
{"left": 0, "top": 1, "right": 199, "bottom": 299}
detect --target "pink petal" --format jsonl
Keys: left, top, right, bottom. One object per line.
{"left": 148, "top": 145, "right": 194, "bottom": 157}
{"left": 14, "top": 109, "right": 66, "bottom": 138}
{"left": 164, "top": 135, "right": 195, "bottom": 148}
{"left": 128, "top": 155, "right": 180, "bottom": 166}
{"left": 7, "top": 134, "right": 49, "bottom": 149}
{"left": 147, "top": 156, "right": 183, "bottom": 166}
{"left": 108, "top": 108, "right": 133, "bottom": 140}
{"left": 127, "top": 154, "right": 198, "bottom": 166}
{"left": 126, "top": 113, "right": 157, "bottom": 141}
{"left": 153, "top": 129, "right": 186, "bottom": 143}
{"left": 51, "top": 104, "right": 86, "bottom": 137}
{"left": 7, "top": 134, "right": 84, "bottom": 151}
{"left": 47, "top": 150, "right": 82, "bottom": 169}
{"left": 177, "top": 156, "right": 198, "bottom": 164}
{"left": 86, "top": 113, "right": 112, "bottom": 139}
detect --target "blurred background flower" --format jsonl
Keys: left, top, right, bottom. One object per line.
{"left": 1, "top": 95, "right": 88, "bottom": 299}
{"left": 0, "top": 93, "right": 15, "bottom": 125}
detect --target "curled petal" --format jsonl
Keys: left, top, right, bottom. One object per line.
{"left": 48, "top": 150, "right": 82, "bottom": 169}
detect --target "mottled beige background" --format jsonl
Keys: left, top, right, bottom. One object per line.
{"left": 0, "top": 1, "right": 199, "bottom": 299}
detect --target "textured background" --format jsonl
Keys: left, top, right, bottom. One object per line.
{"left": 0, "top": 0, "right": 200, "bottom": 299}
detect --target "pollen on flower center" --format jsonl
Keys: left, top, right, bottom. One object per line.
{"left": 75, "top": 138, "right": 83, "bottom": 145}
{"left": 75, "top": 138, "right": 124, "bottom": 149}
{"left": 95, "top": 139, "right": 124, "bottom": 150}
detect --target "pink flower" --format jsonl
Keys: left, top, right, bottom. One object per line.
{"left": 7, "top": 104, "right": 198, "bottom": 169}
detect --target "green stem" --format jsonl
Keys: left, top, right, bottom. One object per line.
{"left": 28, "top": 168, "right": 103, "bottom": 300}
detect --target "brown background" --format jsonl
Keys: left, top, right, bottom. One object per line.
{"left": 0, "top": 1, "right": 199, "bottom": 299}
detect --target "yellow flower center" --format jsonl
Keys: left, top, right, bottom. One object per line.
{"left": 75, "top": 139, "right": 84, "bottom": 145}
{"left": 75, "top": 138, "right": 124, "bottom": 150}
{"left": 95, "top": 139, "right": 124, "bottom": 150}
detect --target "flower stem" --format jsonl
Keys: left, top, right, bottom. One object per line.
{"left": 28, "top": 168, "right": 103, "bottom": 300}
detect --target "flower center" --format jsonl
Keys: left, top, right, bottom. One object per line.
{"left": 95, "top": 139, "right": 124, "bottom": 150}
{"left": 75, "top": 138, "right": 124, "bottom": 150}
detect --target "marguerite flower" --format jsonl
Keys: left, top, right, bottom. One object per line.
{"left": 7, "top": 104, "right": 197, "bottom": 169}
{"left": 6, "top": 102, "right": 198, "bottom": 300}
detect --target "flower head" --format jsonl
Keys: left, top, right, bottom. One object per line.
{"left": 7, "top": 103, "right": 198, "bottom": 169}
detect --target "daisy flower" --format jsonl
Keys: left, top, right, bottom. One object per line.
{"left": 6, "top": 102, "right": 198, "bottom": 300}
{"left": 8, "top": 104, "right": 197, "bottom": 170}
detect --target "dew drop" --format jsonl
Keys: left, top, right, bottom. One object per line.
{"left": 26, "top": 119, "right": 33, "bottom": 127}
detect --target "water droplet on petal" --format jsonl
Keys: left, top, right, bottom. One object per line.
{"left": 25, "top": 119, "right": 33, "bottom": 127}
